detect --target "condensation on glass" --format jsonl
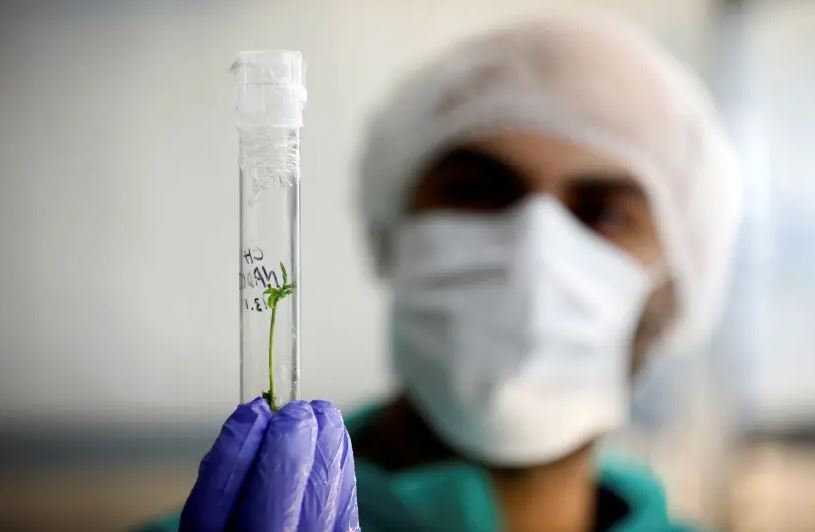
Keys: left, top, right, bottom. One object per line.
{"left": 232, "top": 50, "right": 306, "bottom": 410}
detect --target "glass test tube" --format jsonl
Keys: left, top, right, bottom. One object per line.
{"left": 233, "top": 50, "right": 306, "bottom": 410}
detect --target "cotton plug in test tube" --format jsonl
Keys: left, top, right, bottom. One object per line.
{"left": 232, "top": 50, "right": 306, "bottom": 410}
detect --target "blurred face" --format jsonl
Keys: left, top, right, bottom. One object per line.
{"left": 408, "top": 132, "right": 676, "bottom": 370}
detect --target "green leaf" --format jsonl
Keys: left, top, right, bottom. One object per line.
{"left": 280, "top": 262, "right": 288, "bottom": 285}
{"left": 258, "top": 266, "right": 294, "bottom": 316}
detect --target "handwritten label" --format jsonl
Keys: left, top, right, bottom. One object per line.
{"left": 240, "top": 246, "right": 277, "bottom": 312}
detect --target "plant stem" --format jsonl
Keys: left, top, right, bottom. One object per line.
{"left": 268, "top": 303, "right": 277, "bottom": 411}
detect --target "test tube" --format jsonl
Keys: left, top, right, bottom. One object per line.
{"left": 233, "top": 50, "right": 306, "bottom": 410}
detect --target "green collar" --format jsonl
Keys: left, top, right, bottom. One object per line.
{"left": 347, "top": 404, "right": 684, "bottom": 532}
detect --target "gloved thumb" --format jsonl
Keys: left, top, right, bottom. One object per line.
{"left": 180, "top": 397, "right": 272, "bottom": 532}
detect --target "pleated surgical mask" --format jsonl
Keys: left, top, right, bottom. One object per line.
{"left": 390, "top": 196, "right": 655, "bottom": 465}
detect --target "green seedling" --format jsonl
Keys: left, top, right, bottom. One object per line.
{"left": 261, "top": 262, "right": 295, "bottom": 411}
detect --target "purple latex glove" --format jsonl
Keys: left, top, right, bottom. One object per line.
{"left": 180, "top": 399, "right": 359, "bottom": 532}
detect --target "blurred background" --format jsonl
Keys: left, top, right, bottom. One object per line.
{"left": 0, "top": 0, "right": 813, "bottom": 530}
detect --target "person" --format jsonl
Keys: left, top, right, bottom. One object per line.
{"left": 147, "top": 11, "right": 740, "bottom": 532}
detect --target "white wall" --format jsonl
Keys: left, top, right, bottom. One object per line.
{"left": 714, "top": 0, "right": 815, "bottom": 431}
{"left": 0, "top": 0, "right": 713, "bottom": 427}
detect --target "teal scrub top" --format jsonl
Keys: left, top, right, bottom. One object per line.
{"left": 140, "top": 406, "right": 694, "bottom": 532}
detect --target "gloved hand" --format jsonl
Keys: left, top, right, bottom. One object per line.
{"left": 180, "top": 398, "right": 359, "bottom": 532}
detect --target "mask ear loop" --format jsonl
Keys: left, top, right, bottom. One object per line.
{"left": 646, "top": 260, "right": 671, "bottom": 290}
{"left": 633, "top": 260, "right": 677, "bottom": 366}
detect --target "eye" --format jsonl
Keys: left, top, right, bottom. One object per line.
{"left": 410, "top": 148, "right": 527, "bottom": 213}
{"left": 571, "top": 195, "right": 632, "bottom": 234}
{"left": 566, "top": 178, "right": 647, "bottom": 240}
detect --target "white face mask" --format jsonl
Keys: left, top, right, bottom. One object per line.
{"left": 390, "top": 196, "right": 654, "bottom": 466}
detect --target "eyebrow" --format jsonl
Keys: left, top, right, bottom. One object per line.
{"left": 567, "top": 174, "right": 647, "bottom": 199}
{"left": 446, "top": 147, "right": 645, "bottom": 197}
{"left": 432, "top": 147, "right": 521, "bottom": 177}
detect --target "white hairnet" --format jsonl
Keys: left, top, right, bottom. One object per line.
{"left": 358, "top": 13, "right": 741, "bottom": 350}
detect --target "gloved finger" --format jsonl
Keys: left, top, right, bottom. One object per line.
{"left": 234, "top": 400, "right": 318, "bottom": 532}
{"left": 332, "top": 427, "right": 360, "bottom": 532}
{"left": 297, "top": 400, "right": 345, "bottom": 531}
{"left": 180, "top": 397, "right": 272, "bottom": 532}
